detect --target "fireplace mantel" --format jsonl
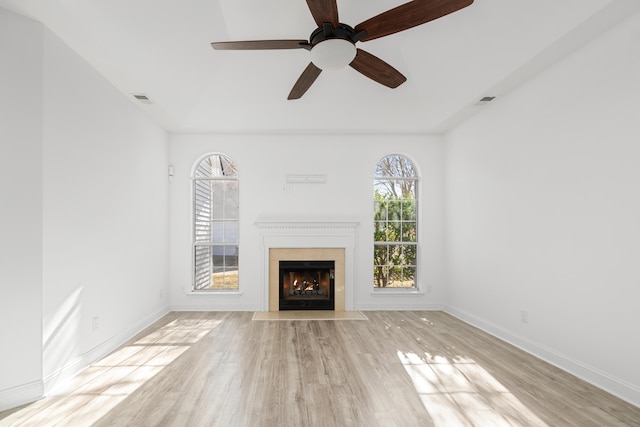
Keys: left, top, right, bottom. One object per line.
{"left": 255, "top": 218, "right": 359, "bottom": 312}
{"left": 255, "top": 219, "right": 359, "bottom": 230}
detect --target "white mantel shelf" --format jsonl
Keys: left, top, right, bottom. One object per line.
{"left": 255, "top": 219, "right": 359, "bottom": 230}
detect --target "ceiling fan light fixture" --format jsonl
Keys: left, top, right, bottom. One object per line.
{"left": 310, "top": 39, "right": 356, "bottom": 70}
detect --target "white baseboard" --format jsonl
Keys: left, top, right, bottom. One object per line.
{"left": 0, "top": 380, "right": 44, "bottom": 413}
{"left": 43, "top": 305, "right": 170, "bottom": 396}
{"left": 170, "top": 304, "right": 259, "bottom": 312}
{"left": 355, "top": 303, "right": 446, "bottom": 311}
{"left": 445, "top": 305, "right": 640, "bottom": 408}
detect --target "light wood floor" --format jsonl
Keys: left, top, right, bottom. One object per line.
{"left": 2, "top": 311, "right": 639, "bottom": 426}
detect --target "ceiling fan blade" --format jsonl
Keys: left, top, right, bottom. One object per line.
{"left": 288, "top": 63, "right": 322, "bottom": 100}
{"left": 305, "top": 0, "right": 339, "bottom": 28}
{"left": 349, "top": 49, "right": 406, "bottom": 89}
{"left": 355, "top": 0, "right": 473, "bottom": 42}
{"left": 211, "top": 40, "right": 309, "bottom": 50}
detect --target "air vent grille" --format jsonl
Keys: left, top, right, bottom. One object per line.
{"left": 132, "top": 93, "right": 154, "bottom": 104}
{"left": 474, "top": 96, "right": 496, "bottom": 107}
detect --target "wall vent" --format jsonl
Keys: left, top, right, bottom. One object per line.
{"left": 132, "top": 93, "right": 154, "bottom": 104}
{"left": 474, "top": 96, "right": 496, "bottom": 106}
{"left": 286, "top": 174, "right": 327, "bottom": 184}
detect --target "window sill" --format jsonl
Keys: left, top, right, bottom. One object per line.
{"left": 371, "top": 289, "right": 425, "bottom": 296}
{"left": 185, "top": 290, "right": 244, "bottom": 297}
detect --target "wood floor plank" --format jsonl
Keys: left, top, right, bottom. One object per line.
{"left": 1, "top": 311, "right": 639, "bottom": 426}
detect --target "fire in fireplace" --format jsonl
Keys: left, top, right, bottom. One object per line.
{"left": 279, "top": 260, "right": 335, "bottom": 310}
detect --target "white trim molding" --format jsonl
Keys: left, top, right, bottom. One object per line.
{"left": 0, "top": 380, "right": 44, "bottom": 413}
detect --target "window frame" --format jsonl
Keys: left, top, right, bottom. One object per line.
{"left": 191, "top": 153, "right": 240, "bottom": 293}
{"left": 373, "top": 154, "right": 420, "bottom": 292}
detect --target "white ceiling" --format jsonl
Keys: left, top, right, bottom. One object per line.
{"left": 1, "top": 0, "right": 638, "bottom": 134}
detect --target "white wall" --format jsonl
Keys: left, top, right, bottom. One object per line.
{"left": 0, "top": 7, "right": 171, "bottom": 410}
{"left": 0, "top": 8, "right": 44, "bottom": 410}
{"left": 41, "top": 30, "right": 170, "bottom": 391}
{"left": 169, "top": 133, "right": 445, "bottom": 311}
{"left": 445, "top": 11, "right": 640, "bottom": 406}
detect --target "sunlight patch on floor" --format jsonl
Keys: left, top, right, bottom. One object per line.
{"left": 398, "top": 350, "right": 549, "bottom": 427}
{"left": 1, "top": 318, "right": 220, "bottom": 426}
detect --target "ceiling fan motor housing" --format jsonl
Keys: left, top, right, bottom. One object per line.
{"left": 309, "top": 23, "right": 364, "bottom": 45}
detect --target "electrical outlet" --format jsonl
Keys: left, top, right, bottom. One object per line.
{"left": 520, "top": 309, "right": 529, "bottom": 324}
{"left": 92, "top": 316, "right": 100, "bottom": 332}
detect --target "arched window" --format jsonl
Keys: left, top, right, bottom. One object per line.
{"left": 373, "top": 154, "right": 418, "bottom": 289}
{"left": 192, "top": 154, "right": 239, "bottom": 291}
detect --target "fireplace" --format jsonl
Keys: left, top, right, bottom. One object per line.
{"left": 255, "top": 219, "right": 359, "bottom": 312}
{"left": 279, "top": 260, "right": 335, "bottom": 310}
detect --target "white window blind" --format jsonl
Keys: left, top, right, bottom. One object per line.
{"left": 193, "top": 154, "right": 239, "bottom": 291}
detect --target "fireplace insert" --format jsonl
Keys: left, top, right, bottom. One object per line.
{"left": 279, "top": 260, "right": 335, "bottom": 310}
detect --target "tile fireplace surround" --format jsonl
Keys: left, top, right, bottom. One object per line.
{"left": 255, "top": 219, "right": 359, "bottom": 312}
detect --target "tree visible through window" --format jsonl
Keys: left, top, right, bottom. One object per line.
{"left": 373, "top": 155, "right": 418, "bottom": 288}
{"left": 193, "top": 154, "right": 239, "bottom": 291}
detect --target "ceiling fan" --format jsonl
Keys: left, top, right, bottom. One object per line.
{"left": 211, "top": 0, "right": 473, "bottom": 100}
